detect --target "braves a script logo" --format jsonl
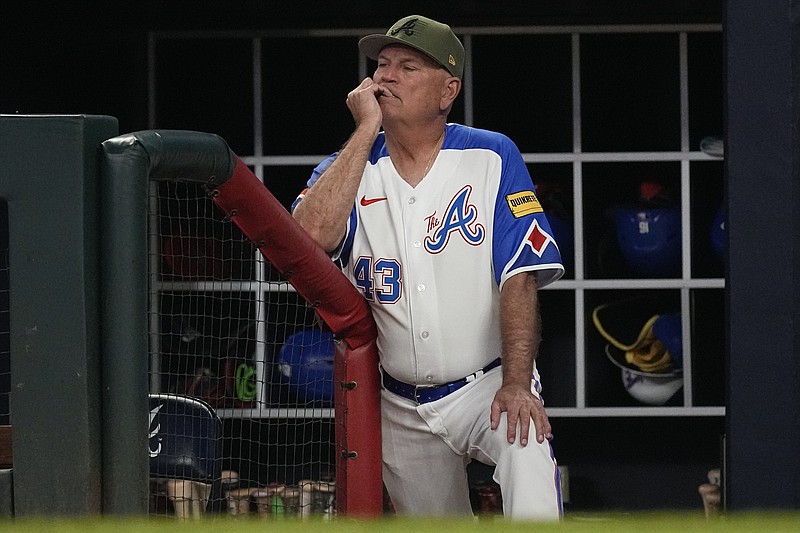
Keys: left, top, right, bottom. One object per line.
{"left": 424, "top": 185, "right": 485, "bottom": 253}
{"left": 390, "top": 18, "right": 418, "bottom": 36}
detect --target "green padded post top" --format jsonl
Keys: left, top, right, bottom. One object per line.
{"left": 99, "top": 129, "right": 235, "bottom": 515}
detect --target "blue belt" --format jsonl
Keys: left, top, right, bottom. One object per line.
{"left": 381, "top": 358, "right": 502, "bottom": 404}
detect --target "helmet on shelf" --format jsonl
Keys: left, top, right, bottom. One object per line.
{"left": 276, "top": 329, "right": 335, "bottom": 405}
{"left": 605, "top": 344, "right": 683, "bottom": 406}
{"left": 593, "top": 297, "right": 683, "bottom": 406}
{"left": 613, "top": 207, "right": 681, "bottom": 277}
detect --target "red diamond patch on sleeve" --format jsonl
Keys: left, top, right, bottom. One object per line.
{"left": 526, "top": 221, "right": 552, "bottom": 257}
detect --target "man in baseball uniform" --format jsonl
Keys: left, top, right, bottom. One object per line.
{"left": 292, "top": 15, "right": 565, "bottom": 520}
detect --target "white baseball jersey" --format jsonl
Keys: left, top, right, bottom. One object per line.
{"left": 296, "top": 123, "right": 564, "bottom": 387}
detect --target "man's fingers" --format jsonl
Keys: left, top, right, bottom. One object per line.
{"left": 518, "top": 410, "right": 531, "bottom": 446}
{"left": 533, "top": 413, "right": 546, "bottom": 443}
{"left": 490, "top": 401, "right": 501, "bottom": 430}
{"left": 505, "top": 410, "right": 518, "bottom": 444}
{"left": 531, "top": 398, "right": 552, "bottom": 443}
{"left": 492, "top": 391, "right": 552, "bottom": 446}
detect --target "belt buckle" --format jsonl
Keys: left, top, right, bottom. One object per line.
{"left": 413, "top": 384, "right": 437, "bottom": 404}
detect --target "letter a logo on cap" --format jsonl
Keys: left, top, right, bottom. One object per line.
{"left": 390, "top": 18, "right": 418, "bottom": 36}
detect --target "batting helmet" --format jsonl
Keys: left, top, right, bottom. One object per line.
{"left": 276, "top": 329, "right": 335, "bottom": 405}
{"left": 614, "top": 207, "right": 681, "bottom": 277}
{"left": 605, "top": 344, "right": 683, "bottom": 406}
{"left": 592, "top": 299, "right": 682, "bottom": 373}
{"left": 593, "top": 298, "right": 684, "bottom": 405}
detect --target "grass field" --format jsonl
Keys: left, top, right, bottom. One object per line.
{"left": 1, "top": 513, "right": 799, "bottom": 533}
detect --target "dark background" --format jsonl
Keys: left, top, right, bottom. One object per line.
{"left": 1, "top": 0, "right": 728, "bottom": 515}
{"left": 1, "top": 1, "right": 722, "bottom": 135}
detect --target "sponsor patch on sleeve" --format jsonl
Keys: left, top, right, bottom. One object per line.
{"left": 506, "top": 191, "right": 543, "bottom": 218}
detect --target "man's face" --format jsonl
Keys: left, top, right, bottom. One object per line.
{"left": 373, "top": 44, "right": 451, "bottom": 123}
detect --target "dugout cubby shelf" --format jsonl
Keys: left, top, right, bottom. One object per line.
{"left": 147, "top": 23, "right": 725, "bottom": 420}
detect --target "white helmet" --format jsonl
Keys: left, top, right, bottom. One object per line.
{"left": 605, "top": 345, "right": 683, "bottom": 405}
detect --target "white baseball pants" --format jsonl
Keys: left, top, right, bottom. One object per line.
{"left": 380, "top": 366, "right": 562, "bottom": 520}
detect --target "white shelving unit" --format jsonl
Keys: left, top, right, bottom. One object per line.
{"left": 148, "top": 22, "right": 725, "bottom": 419}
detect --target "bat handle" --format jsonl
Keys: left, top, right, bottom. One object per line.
{"left": 165, "top": 479, "right": 193, "bottom": 519}
{"left": 192, "top": 482, "right": 211, "bottom": 516}
{"left": 166, "top": 479, "right": 211, "bottom": 519}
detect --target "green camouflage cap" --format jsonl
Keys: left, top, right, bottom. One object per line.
{"left": 358, "top": 15, "right": 465, "bottom": 78}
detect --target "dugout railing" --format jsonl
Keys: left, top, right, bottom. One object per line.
{"left": 100, "top": 129, "right": 382, "bottom": 517}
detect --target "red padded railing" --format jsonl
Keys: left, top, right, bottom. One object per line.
{"left": 212, "top": 157, "right": 381, "bottom": 518}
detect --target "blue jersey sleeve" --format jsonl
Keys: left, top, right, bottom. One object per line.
{"left": 492, "top": 137, "right": 564, "bottom": 288}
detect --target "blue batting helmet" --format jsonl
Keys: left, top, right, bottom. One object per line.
{"left": 614, "top": 207, "right": 681, "bottom": 277}
{"left": 277, "top": 329, "right": 335, "bottom": 405}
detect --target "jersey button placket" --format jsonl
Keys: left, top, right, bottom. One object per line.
{"left": 406, "top": 194, "right": 433, "bottom": 381}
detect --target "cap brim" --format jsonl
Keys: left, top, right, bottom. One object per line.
{"left": 358, "top": 34, "right": 442, "bottom": 68}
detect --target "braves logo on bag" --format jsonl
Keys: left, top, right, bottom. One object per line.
{"left": 148, "top": 403, "right": 163, "bottom": 458}
{"left": 424, "top": 185, "right": 485, "bottom": 254}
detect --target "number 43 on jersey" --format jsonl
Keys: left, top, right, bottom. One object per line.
{"left": 353, "top": 256, "right": 402, "bottom": 304}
